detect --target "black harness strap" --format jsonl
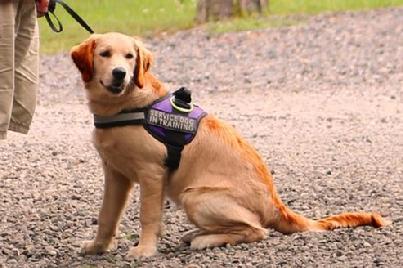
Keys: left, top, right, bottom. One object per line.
{"left": 94, "top": 109, "right": 146, "bottom": 129}
{"left": 162, "top": 124, "right": 187, "bottom": 170}
{"left": 165, "top": 144, "right": 184, "bottom": 170}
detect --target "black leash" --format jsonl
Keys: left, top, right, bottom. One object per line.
{"left": 45, "top": 0, "right": 94, "bottom": 34}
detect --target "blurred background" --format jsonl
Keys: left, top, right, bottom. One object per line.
{"left": 39, "top": 0, "right": 403, "bottom": 53}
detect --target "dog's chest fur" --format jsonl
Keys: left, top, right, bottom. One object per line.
{"left": 93, "top": 125, "right": 166, "bottom": 182}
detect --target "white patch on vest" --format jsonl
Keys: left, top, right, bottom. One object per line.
{"left": 148, "top": 109, "right": 196, "bottom": 133}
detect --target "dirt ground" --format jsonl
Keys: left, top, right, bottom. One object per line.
{"left": 0, "top": 8, "right": 402, "bottom": 268}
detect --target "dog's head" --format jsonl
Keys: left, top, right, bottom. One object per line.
{"left": 71, "top": 32, "right": 152, "bottom": 97}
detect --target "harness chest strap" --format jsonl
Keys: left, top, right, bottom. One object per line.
{"left": 93, "top": 94, "right": 207, "bottom": 170}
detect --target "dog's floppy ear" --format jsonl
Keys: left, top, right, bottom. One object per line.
{"left": 71, "top": 35, "right": 97, "bottom": 82}
{"left": 133, "top": 39, "right": 153, "bottom": 89}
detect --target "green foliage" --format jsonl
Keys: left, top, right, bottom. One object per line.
{"left": 270, "top": 0, "right": 403, "bottom": 14}
{"left": 39, "top": 0, "right": 197, "bottom": 53}
{"left": 39, "top": 0, "right": 403, "bottom": 53}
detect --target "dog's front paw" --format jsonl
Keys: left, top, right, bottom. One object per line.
{"left": 81, "top": 239, "right": 116, "bottom": 255}
{"left": 126, "top": 245, "right": 157, "bottom": 259}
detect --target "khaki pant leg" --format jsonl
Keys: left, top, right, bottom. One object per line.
{"left": 0, "top": 1, "right": 16, "bottom": 140}
{"left": 10, "top": 0, "right": 39, "bottom": 134}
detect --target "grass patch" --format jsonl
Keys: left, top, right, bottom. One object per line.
{"left": 270, "top": 0, "right": 403, "bottom": 14}
{"left": 39, "top": 0, "right": 196, "bottom": 53}
{"left": 209, "top": 0, "right": 403, "bottom": 34}
{"left": 39, "top": 0, "right": 403, "bottom": 53}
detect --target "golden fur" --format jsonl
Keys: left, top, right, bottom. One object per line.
{"left": 70, "top": 32, "right": 390, "bottom": 258}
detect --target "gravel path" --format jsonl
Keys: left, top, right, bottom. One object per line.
{"left": 1, "top": 8, "right": 402, "bottom": 268}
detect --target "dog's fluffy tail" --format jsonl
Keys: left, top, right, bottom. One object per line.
{"left": 271, "top": 199, "right": 391, "bottom": 234}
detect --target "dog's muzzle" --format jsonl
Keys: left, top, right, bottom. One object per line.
{"left": 104, "top": 67, "right": 127, "bottom": 94}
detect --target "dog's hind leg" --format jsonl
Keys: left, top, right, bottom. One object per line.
{"left": 190, "top": 229, "right": 266, "bottom": 249}
{"left": 81, "top": 162, "right": 132, "bottom": 255}
{"left": 181, "top": 188, "right": 267, "bottom": 249}
{"left": 181, "top": 229, "right": 206, "bottom": 244}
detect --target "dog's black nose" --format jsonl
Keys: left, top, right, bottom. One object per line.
{"left": 112, "top": 67, "right": 126, "bottom": 81}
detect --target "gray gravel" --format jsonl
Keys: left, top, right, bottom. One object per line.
{"left": 1, "top": 7, "right": 402, "bottom": 268}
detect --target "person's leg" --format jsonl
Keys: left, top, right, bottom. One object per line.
{"left": 0, "top": 1, "right": 16, "bottom": 140}
{"left": 10, "top": 0, "right": 39, "bottom": 134}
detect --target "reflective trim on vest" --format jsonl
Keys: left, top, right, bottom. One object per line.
{"left": 147, "top": 109, "right": 197, "bottom": 134}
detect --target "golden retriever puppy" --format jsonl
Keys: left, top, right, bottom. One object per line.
{"left": 70, "top": 32, "right": 390, "bottom": 258}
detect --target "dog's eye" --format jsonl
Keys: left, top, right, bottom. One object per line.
{"left": 125, "top": 53, "right": 134, "bottom": 59}
{"left": 100, "top": 50, "right": 111, "bottom": 58}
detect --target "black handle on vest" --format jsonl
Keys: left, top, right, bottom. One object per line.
{"left": 173, "top": 87, "right": 192, "bottom": 109}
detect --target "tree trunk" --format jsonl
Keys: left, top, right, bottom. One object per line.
{"left": 239, "top": 0, "right": 269, "bottom": 14}
{"left": 196, "top": 0, "right": 233, "bottom": 23}
{"left": 196, "top": 0, "right": 269, "bottom": 23}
